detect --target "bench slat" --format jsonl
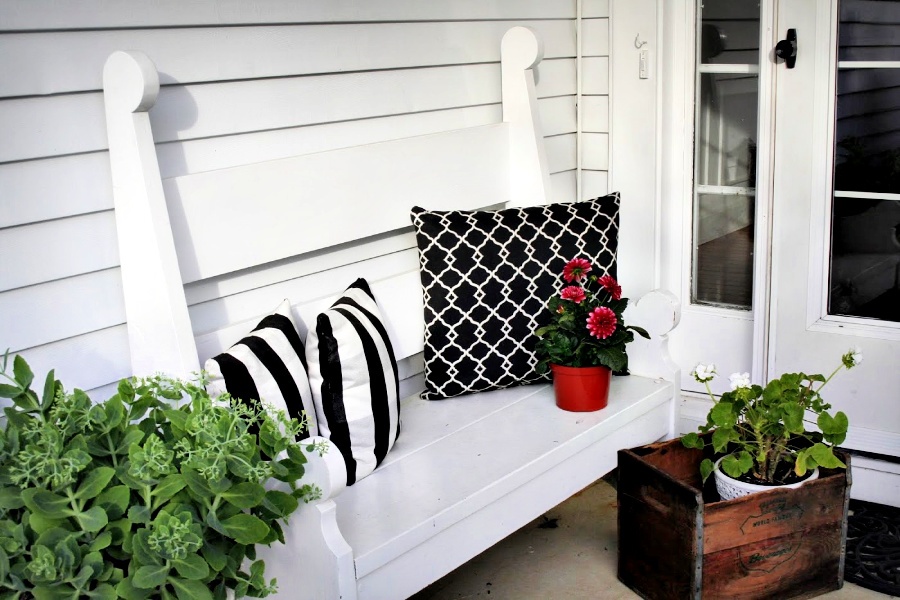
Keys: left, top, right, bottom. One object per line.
{"left": 335, "top": 375, "right": 672, "bottom": 579}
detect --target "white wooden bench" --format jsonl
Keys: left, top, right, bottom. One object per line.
{"left": 103, "top": 27, "right": 680, "bottom": 600}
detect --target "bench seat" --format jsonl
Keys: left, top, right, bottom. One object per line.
{"left": 335, "top": 376, "right": 672, "bottom": 599}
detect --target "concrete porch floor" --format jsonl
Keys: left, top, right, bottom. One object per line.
{"left": 410, "top": 480, "right": 893, "bottom": 600}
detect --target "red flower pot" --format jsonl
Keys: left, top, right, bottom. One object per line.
{"left": 549, "top": 364, "right": 611, "bottom": 412}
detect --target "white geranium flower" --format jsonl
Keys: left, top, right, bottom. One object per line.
{"left": 729, "top": 372, "right": 751, "bottom": 390}
{"left": 692, "top": 363, "right": 717, "bottom": 383}
{"left": 842, "top": 346, "right": 863, "bottom": 369}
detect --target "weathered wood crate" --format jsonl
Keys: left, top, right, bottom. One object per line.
{"left": 617, "top": 437, "right": 851, "bottom": 600}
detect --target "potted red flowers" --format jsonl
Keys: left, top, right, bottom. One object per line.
{"left": 535, "top": 258, "right": 649, "bottom": 411}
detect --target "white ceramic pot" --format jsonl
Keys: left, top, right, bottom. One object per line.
{"left": 713, "top": 456, "right": 819, "bottom": 501}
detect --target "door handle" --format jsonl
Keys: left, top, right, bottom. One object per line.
{"left": 775, "top": 29, "right": 797, "bottom": 68}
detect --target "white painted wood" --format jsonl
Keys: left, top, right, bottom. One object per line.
{"left": 3, "top": 66, "right": 574, "bottom": 163}
{"left": 837, "top": 61, "right": 900, "bottom": 69}
{"left": 0, "top": 0, "right": 575, "bottom": 30}
{"left": 333, "top": 377, "right": 672, "bottom": 595}
{"left": 583, "top": 57, "right": 611, "bottom": 94}
{"left": 551, "top": 170, "right": 577, "bottom": 204}
{"left": 164, "top": 125, "right": 507, "bottom": 283}
{"left": 0, "top": 21, "right": 576, "bottom": 98}
{"left": 545, "top": 133, "right": 577, "bottom": 173}
{"left": 698, "top": 64, "right": 761, "bottom": 74}
{"left": 102, "top": 51, "right": 198, "bottom": 380}
{"left": 770, "top": 0, "right": 900, "bottom": 454}
{"left": 582, "top": 95, "right": 610, "bottom": 132}
{"left": 850, "top": 456, "right": 900, "bottom": 508}
{"left": 537, "top": 95, "right": 577, "bottom": 137}
{"left": 610, "top": 0, "right": 660, "bottom": 299}
{"left": 582, "top": 18, "right": 610, "bottom": 56}
{"left": 0, "top": 212, "right": 119, "bottom": 293}
{"left": 582, "top": 132, "right": 610, "bottom": 170}
{"left": 583, "top": 0, "right": 611, "bottom": 18}
{"left": 582, "top": 170, "right": 610, "bottom": 200}
{"left": 502, "top": 26, "right": 553, "bottom": 208}
{"left": 834, "top": 190, "right": 900, "bottom": 201}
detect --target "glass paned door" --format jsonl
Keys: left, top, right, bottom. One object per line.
{"left": 693, "top": 1, "right": 761, "bottom": 308}
{"left": 829, "top": 0, "right": 900, "bottom": 322}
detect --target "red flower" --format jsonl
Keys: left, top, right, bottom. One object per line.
{"left": 560, "top": 286, "right": 586, "bottom": 304}
{"left": 586, "top": 306, "right": 617, "bottom": 339}
{"left": 563, "top": 258, "right": 592, "bottom": 282}
{"left": 598, "top": 275, "right": 622, "bottom": 300}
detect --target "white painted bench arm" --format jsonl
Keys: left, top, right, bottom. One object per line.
{"left": 625, "top": 288, "right": 682, "bottom": 437}
{"left": 299, "top": 436, "right": 347, "bottom": 503}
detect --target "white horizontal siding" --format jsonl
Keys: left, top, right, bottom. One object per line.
{"left": 1, "top": 2, "right": 608, "bottom": 399}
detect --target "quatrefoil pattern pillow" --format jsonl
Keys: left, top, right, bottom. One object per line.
{"left": 410, "top": 194, "right": 620, "bottom": 400}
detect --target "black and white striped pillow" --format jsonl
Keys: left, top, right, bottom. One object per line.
{"left": 306, "top": 279, "right": 400, "bottom": 486}
{"left": 205, "top": 299, "right": 317, "bottom": 440}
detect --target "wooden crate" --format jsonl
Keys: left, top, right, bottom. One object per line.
{"left": 617, "top": 437, "right": 851, "bottom": 600}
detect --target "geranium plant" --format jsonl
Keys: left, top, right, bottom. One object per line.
{"left": 0, "top": 352, "right": 323, "bottom": 600}
{"left": 682, "top": 348, "right": 862, "bottom": 485}
{"left": 535, "top": 258, "right": 649, "bottom": 374}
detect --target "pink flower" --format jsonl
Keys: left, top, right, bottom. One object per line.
{"left": 598, "top": 275, "right": 622, "bottom": 300}
{"left": 586, "top": 307, "right": 617, "bottom": 339}
{"left": 563, "top": 258, "right": 592, "bottom": 282}
{"left": 560, "top": 286, "right": 586, "bottom": 304}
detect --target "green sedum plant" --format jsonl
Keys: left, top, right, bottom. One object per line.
{"left": 681, "top": 348, "right": 861, "bottom": 486}
{"left": 0, "top": 352, "right": 323, "bottom": 600}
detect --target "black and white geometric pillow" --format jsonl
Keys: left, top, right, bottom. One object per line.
{"left": 306, "top": 278, "right": 400, "bottom": 486}
{"left": 410, "top": 194, "right": 620, "bottom": 400}
{"left": 205, "top": 299, "right": 317, "bottom": 440}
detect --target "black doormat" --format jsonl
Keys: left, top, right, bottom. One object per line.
{"left": 845, "top": 499, "right": 900, "bottom": 596}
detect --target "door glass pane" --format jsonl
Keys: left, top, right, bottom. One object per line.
{"left": 828, "top": 3, "right": 900, "bottom": 322}
{"left": 839, "top": 0, "right": 900, "bottom": 61}
{"left": 700, "top": 0, "right": 761, "bottom": 65}
{"left": 829, "top": 197, "right": 900, "bottom": 322}
{"left": 835, "top": 68, "right": 900, "bottom": 194}
{"left": 693, "top": 0, "right": 760, "bottom": 308}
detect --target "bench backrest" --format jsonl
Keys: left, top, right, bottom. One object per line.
{"left": 103, "top": 27, "right": 551, "bottom": 393}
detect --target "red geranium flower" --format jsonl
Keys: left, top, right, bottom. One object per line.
{"left": 563, "top": 258, "right": 592, "bottom": 282}
{"left": 586, "top": 306, "right": 617, "bottom": 339}
{"left": 598, "top": 275, "right": 622, "bottom": 300}
{"left": 560, "top": 286, "right": 586, "bottom": 304}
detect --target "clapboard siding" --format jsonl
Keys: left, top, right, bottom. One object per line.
{"left": 1, "top": 2, "right": 611, "bottom": 398}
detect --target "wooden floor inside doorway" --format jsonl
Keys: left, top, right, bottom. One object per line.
{"left": 696, "top": 225, "right": 754, "bottom": 307}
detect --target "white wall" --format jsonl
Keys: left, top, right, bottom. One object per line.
{"left": 0, "top": 1, "right": 610, "bottom": 397}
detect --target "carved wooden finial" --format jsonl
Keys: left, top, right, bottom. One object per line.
{"left": 102, "top": 50, "right": 160, "bottom": 113}
{"left": 500, "top": 26, "right": 544, "bottom": 71}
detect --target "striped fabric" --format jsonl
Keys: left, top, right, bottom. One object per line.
{"left": 306, "top": 278, "right": 400, "bottom": 486}
{"left": 205, "top": 299, "right": 317, "bottom": 440}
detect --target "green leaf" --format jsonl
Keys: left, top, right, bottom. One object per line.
{"left": 781, "top": 403, "right": 804, "bottom": 434}
{"left": 90, "top": 531, "right": 113, "bottom": 552}
{"left": 163, "top": 410, "right": 188, "bottom": 432}
{"left": 818, "top": 411, "right": 849, "bottom": 435}
{"left": 182, "top": 469, "right": 213, "bottom": 499}
{"left": 76, "top": 506, "right": 108, "bottom": 532}
{"left": 117, "top": 577, "right": 153, "bottom": 600}
{"left": 12, "top": 355, "right": 33, "bottom": 390}
{"left": 41, "top": 370, "right": 57, "bottom": 410}
{"left": 809, "top": 443, "right": 847, "bottom": 470}
{"left": 132, "top": 530, "right": 161, "bottom": 566}
{"left": 169, "top": 577, "right": 213, "bottom": 600}
{"left": 221, "top": 482, "right": 266, "bottom": 510}
{"left": 263, "top": 490, "right": 299, "bottom": 518}
{"left": 201, "top": 542, "right": 228, "bottom": 573}
{"left": 681, "top": 432, "right": 704, "bottom": 450}
{"left": 0, "top": 487, "right": 24, "bottom": 510}
{"left": 128, "top": 505, "right": 151, "bottom": 525}
{"left": 711, "top": 426, "right": 737, "bottom": 453}
{"left": 96, "top": 485, "right": 130, "bottom": 520}
{"left": 88, "top": 583, "right": 117, "bottom": 600}
{"left": 32, "top": 587, "right": 75, "bottom": 600}
{"left": 221, "top": 513, "right": 270, "bottom": 545}
{"left": 104, "top": 396, "right": 126, "bottom": 431}
{"left": 152, "top": 475, "right": 187, "bottom": 510}
{"left": 700, "top": 458, "right": 715, "bottom": 483}
{"left": 27, "top": 512, "right": 65, "bottom": 535}
{"left": 172, "top": 554, "right": 209, "bottom": 580}
{"left": 709, "top": 402, "right": 735, "bottom": 427}
{"left": 0, "top": 383, "right": 21, "bottom": 398}
{"left": 75, "top": 466, "right": 116, "bottom": 500}
{"left": 721, "top": 452, "right": 752, "bottom": 478}
{"left": 629, "top": 325, "right": 651, "bottom": 340}
{"left": 133, "top": 564, "right": 170, "bottom": 589}
{"left": 22, "top": 489, "right": 72, "bottom": 519}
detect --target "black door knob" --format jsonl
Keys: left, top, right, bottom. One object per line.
{"left": 775, "top": 29, "right": 797, "bottom": 69}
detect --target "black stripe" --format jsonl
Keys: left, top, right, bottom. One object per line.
{"left": 346, "top": 277, "right": 375, "bottom": 301}
{"left": 333, "top": 307, "right": 391, "bottom": 469}
{"left": 253, "top": 313, "right": 308, "bottom": 373}
{"left": 212, "top": 353, "right": 262, "bottom": 438}
{"left": 333, "top": 295, "right": 401, "bottom": 441}
{"left": 238, "top": 335, "right": 309, "bottom": 440}
{"left": 316, "top": 314, "right": 357, "bottom": 486}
